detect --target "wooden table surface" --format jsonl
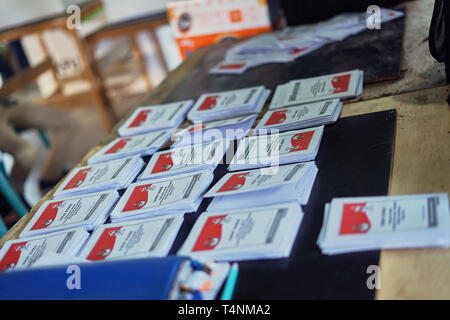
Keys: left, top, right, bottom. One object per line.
{"left": 1, "top": 7, "right": 449, "bottom": 299}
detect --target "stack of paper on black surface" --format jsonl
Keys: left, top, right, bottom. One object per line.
{"left": 269, "top": 70, "right": 363, "bottom": 110}
{"left": 138, "top": 140, "right": 229, "bottom": 181}
{"left": 256, "top": 99, "right": 342, "bottom": 132}
{"left": 110, "top": 170, "right": 214, "bottom": 222}
{"left": 118, "top": 100, "right": 193, "bottom": 137}
{"left": 172, "top": 115, "right": 256, "bottom": 148}
{"left": 78, "top": 214, "right": 183, "bottom": 261}
{"left": 317, "top": 193, "right": 450, "bottom": 255}
{"left": 229, "top": 126, "right": 324, "bottom": 171}
{"left": 206, "top": 162, "right": 318, "bottom": 211}
{"left": 53, "top": 156, "right": 145, "bottom": 199}
{"left": 178, "top": 202, "right": 303, "bottom": 261}
{"left": 20, "top": 191, "right": 119, "bottom": 238}
{"left": 0, "top": 228, "right": 90, "bottom": 272}
{"left": 87, "top": 130, "right": 173, "bottom": 165}
{"left": 187, "top": 86, "right": 270, "bottom": 122}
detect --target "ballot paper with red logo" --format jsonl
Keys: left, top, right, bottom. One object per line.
{"left": 317, "top": 193, "right": 450, "bottom": 255}
{"left": 110, "top": 170, "right": 214, "bottom": 222}
{"left": 229, "top": 126, "right": 324, "bottom": 171}
{"left": 206, "top": 162, "right": 318, "bottom": 211}
{"left": 187, "top": 86, "right": 270, "bottom": 122}
{"left": 269, "top": 70, "right": 363, "bottom": 110}
{"left": 53, "top": 156, "right": 145, "bottom": 199}
{"left": 173, "top": 114, "right": 256, "bottom": 148}
{"left": 139, "top": 140, "right": 229, "bottom": 181}
{"left": 178, "top": 202, "right": 303, "bottom": 261}
{"left": 0, "top": 227, "right": 90, "bottom": 272}
{"left": 256, "top": 98, "right": 342, "bottom": 132}
{"left": 78, "top": 214, "right": 183, "bottom": 261}
{"left": 118, "top": 100, "right": 193, "bottom": 137}
{"left": 20, "top": 191, "right": 119, "bottom": 239}
{"left": 87, "top": 130, "right": 173, "bottom": 165}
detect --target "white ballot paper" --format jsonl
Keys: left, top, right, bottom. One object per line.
{"left": 173, "top": 115, "right": 256, "bottom": 148}
{"left": 118, "top": 100, "right": 193, "bottom": 137}
{"left": 0, "top": 227, "right": 90, "bottom": 272}
{"left": 53, "top": 156, "right": 145, "bottom": 199}
{"left": 187, "top": 86, "right": 270, "bottom": 122}
{"left": 229, "top": 126, "right": 324, "bottom": 171}
{"left": 78, "top": 214, "right": 183, "bottom": 261}
{"left": 20, "top": 191, "right": 119, "bottom": 238}
{"left": 139, "top": 140, "right": 229, "bottom": 181}
{"left": 178, "top": 202, "right": 303, "bottom": 261}
{"left": 206, "top": 162, "right": 318, "bottom": 211}
{"left": 256, "top": 98, "right": 342, "bottom": 131}
{"left": 87, "top": 130, "right": 173, "bottom": 165}
{"left": 269, "top": 70, "right": 363, "bottom": 109}
{"left": 110, "top": 169, "right": 214, "bottom": 222}
{"left": 317, "top": 193, "right": 450, "bottom": 255}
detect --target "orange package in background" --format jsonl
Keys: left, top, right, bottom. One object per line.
{"left": 167, "top": 0, "right": 272, "bottom": 59}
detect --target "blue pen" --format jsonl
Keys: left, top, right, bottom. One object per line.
{"left": 220, "top": 262, "right": 239, "bottom": 300}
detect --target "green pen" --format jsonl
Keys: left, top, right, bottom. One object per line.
{"left": 220, "top": 262, "right": 239, "bottom": 300}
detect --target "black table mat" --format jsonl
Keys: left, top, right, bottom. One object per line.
{"left": 168, "top": 109, "right": 396, "bottom": 299}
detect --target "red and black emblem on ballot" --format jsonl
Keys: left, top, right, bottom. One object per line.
{"left": 287, "top": 131, "right": 314, "bottom": 152}
{"left": 122, "top": 184, "right": 154, "bottom": 212}
{"left": 339, "top": 203, "right": 371, "bottom": 235}
{"left": 331, "top": 73, "right": 351, "bottom": 94}
{"left": 0, "top": 241, "right": 28, "bottom": 272}
{"left": 30, "top": 201, "right": 64, "bottom": 230}
{"left": 86, "top": 227, "right": 122, "bottom": 261}
{"left": 265, "top": 109, "right": 287, "bottom": 126}
{"left": 192, "top": 215, "right": 227, "bottom": 251}
{"left": 105, "top": 138, "right": 132, "bottom": 154}
{"left": 151, "top": 152, "right": 174, "bottom": 174}
{"left": 64, "top": 168, "right": 91, "bottom": 190}
{"left": 198, "top": 95, "right": 218, "bottom": 111}
{"left": 217, "top": 172, "right": 251, "bottom": 192}
{"left": 128, "top": 109, "right": 151, "bottom": 128}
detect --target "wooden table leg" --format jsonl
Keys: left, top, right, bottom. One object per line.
{"left": 69, "top": 28, "right": 116, "bottom": 131}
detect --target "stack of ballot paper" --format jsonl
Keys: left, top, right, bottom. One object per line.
{"left": 318, "top": 193, "right": 450, "bottom": 255}
{"left": 178, "top": 202, "right": 303, "bottom": 261}
{"left": 53, "top": 156, "right": 145, "bottom": 199}
{"left": 173, "top": 115, "right": 256, "bottom": 147}
{"left": 20, "top": 191, "right": 119, "bottom": 238}
{"left": 211, "top": 8, "right": 403, "bottom": 74}
{"left": 118, "top": 100, "right": 193, "bottom": 137}
{"left": 269, "top": 70, "right": 363, "bottom": 110}
{"left": 87, "top": 130, "right": 173, "bottom": 165}
{"left": 256, "top": 99, "right": 342, "bottom": 132}
{"left": 110, "top": 170, "right": 214, "bottom": 222}
{"left": 0, "top": 228, "right": 90, "bottom": 272}
{"left": 78, "top": 215, "right": 183, "bottom": 261}
{"left": 206, "top": 162, "right": 318, "bottom": 211}
{"left": 138, "top": 140, "right": 229, "bottom": 181}
{"left": 229, "top": 126, "right": 324, "bottom": 171}
{"left": 187, "top": 86, "right": 270, "bottom": 122}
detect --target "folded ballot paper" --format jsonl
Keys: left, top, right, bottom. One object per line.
{"left": 173, "top": 114, "right": 256, "bottom": 147}
{"left": 118, "top": 100, "right": 193, "bottom": 137}
{"left": 78, "top": 214, "right": 183, "bottom": 261}
{"left": 269, "top": 70, "right": 363, "bottom": 110}
{"left": 0, "top": 227, "right": 89, "bottom": 272}
{"left": 178, "top": 202, "right": 303, "bottom": 261}
{"left": 87, "top": 129, "right": 173, "bottom": 165}
{"left": 318, "top": 193, "right": 450, "bottom": 255}
{"left": 206, "top": 162, "right": 318, "bottom": 211}
{"left": 20, "top": 191, "right": 119, "bottom": 238}
{"left": 256, "top": 98, "right": 342, "bottom": 132}
{"left": 138, "top": 140, "right": 229, "bottom": 181}
{"left": 53, "top": 156, "right": 144, "bottom": 199}
{"left": 229, "top": 126, "right": 324, "bottom": 171}
{"left": 110, "top": 169, "right": 214, "bottom": 222}
{"left": 187, "top": 86, "right": 270, "bottom": 122}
